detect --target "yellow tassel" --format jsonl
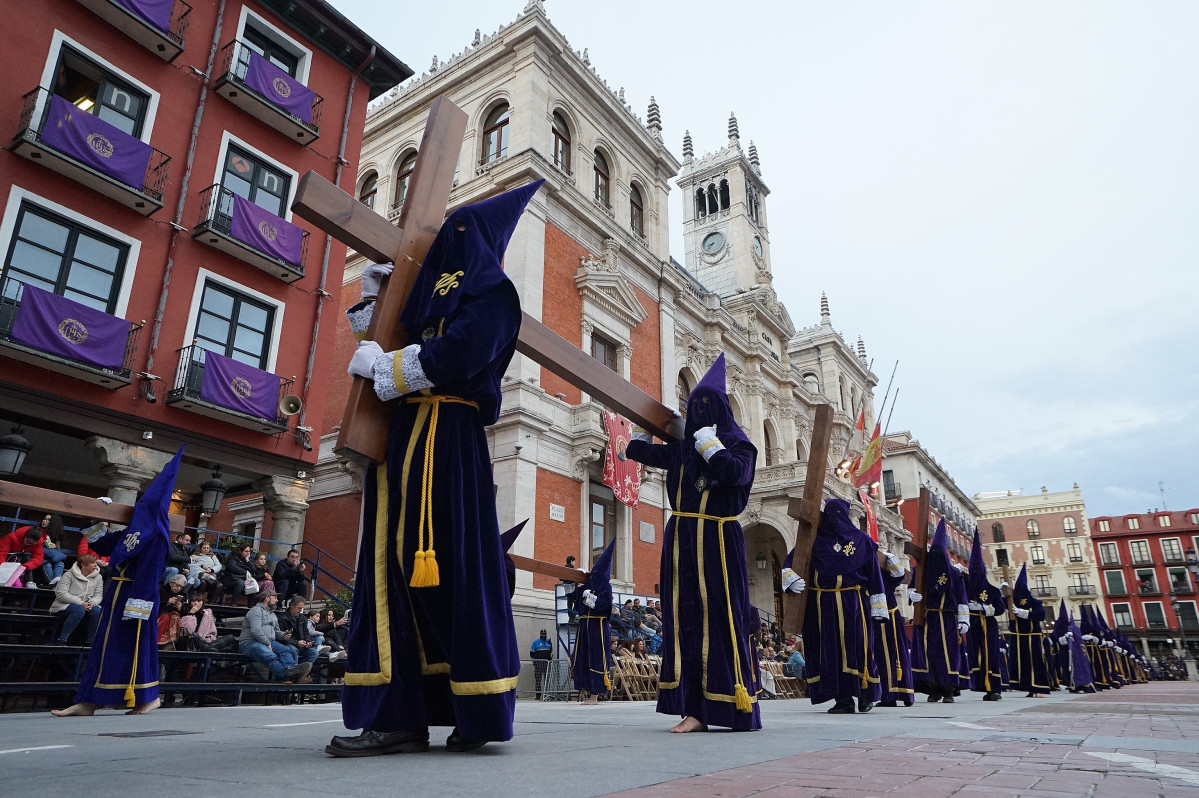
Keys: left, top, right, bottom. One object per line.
{"left": 409, "top": 549, "right": 429, "bottom": 587}
{"left": 124, "top": 684, "right": 135, "bottom": 707}
{"left": 422, "top": 549, "right": 440, "bottom": 587}
{"left": 734, "top": 683, "right": 752, "bottom": 713}
{"left": 604, "top": 671, "right": 611, "bottom": 690}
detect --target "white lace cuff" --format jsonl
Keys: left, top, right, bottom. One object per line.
{"left": 869, "top": 593, "right": 887, "bottom": 613}
{"left": 83, "top": 522, "right": 108, "bottom": 543}
{"left": 372, "top": 348, "right": 401, "bottom": 402}
{"left": 698, "top": 439, "right": 725, "bottom": 462}
{"left": 123, "top": 598, "right": 153, "bottom": 621}
{"left": 631, "top": 426, "right": 653, "bottom": 444}
{"left": 372, "top": 344, "right": 434, "bottom": 402}
{"left": 347, "top": 300, "right": 375, "bottom": 341}
{"left": 781, "top": 569, "right": 801, "bottom": 593}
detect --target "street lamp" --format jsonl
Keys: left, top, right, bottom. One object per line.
{"left": 200, "top": 465, "right": 229, "bottom": 516}
{"left": 0, "top": 426, "right": 32, "bottom": 477}
{"left": 1170, "top": 593, "right": 1196, "bottom": 681}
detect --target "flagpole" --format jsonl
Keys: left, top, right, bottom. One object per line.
{"left": 882, "top": 386, "right": 900, "bottom": 439}
{"left": 875, "top": 360, "right": 899, "bottom": 427}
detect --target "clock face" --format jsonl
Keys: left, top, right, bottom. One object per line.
{"left": 752, "top": 236, "right": 763, "bottom": 257}
{"left": 702, "top": 232, "right": 725, "bottom": 254}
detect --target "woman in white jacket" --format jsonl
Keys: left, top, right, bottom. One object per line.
{"left": 50, "top": 553, "right": 104, "bottom": 645}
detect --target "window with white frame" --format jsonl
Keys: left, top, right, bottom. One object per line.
{"left": 392, "top": 151, "right": 416, "bottom": 213}
{"left": 1027, "top": 519, "right": 1040, "bottom": 538}
{"left": 1067, "top": 542, "right": 1083, "bottom": 562}
{"left": 1097, "top": 519, "right": 1110, "bottom": 532}
{"left": 1161, "top": 537, "right": 1183, "bottom": 563}
{"left": 357, "top": 172, "right": 377, "bottom": 210}
{"left": 1104, "top": 570, "right": 1127, "bottom": 596}
{"left": 1127, "top": 517, "right": 1140, "bottom": 530}
{"left": 1031, "top": 545, "right": 1045, "bottom": 564}
{"left": 236, "top": 9, "right": 311, "bottom": 83}
{"left": 1158, "top": 515, "right": 1172, "bottom": 528}
{"left": 54, "top": 45, "right": 151, "bottom": 137}
{"left": 1098, "top": 542, "right": 1120, "bottom": 566}
{"left": 1063, "top": 516, "right": 1077, "bottom": 535}
{"left": 1168, "top": 567, "right": 1191, "bottom": 594}
{"left": 551, "top": 111, "right": 571, "bottom": 173}
{"left": 1144, "top": 601, "right": 1166, "bottom": 628}
{"left": 481, "top": 103, "right": 509, "bottom": 164}
{"left": 1177, "top": 601, "right": 1199, "bottom": 630}
{"left": 1070, "top": 572, "right": 1091, "bottom": 593}
{"left": 1129, "top": 539, "right": 1151, "bottom": 565}
{"left": 1112, "top": 603, "right": 1133, "bottom": 628}
{"left": 1135, "top": 568, "right": 1158, "bottom": 594}
{"left": 1190, "top": 512, "right": 1199, "bottom": 525}
{"left": 193, "top": 280, "right": 275, "bottom": 368}
{"left": 220, "top": 145, "right": 290, "bottom": 218}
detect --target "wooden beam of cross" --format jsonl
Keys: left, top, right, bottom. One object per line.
{"left": 1000, "top": 564, "right": 1016, "bottom": 623}
{"left": 0, "top": 480, "right": 186, "bottom": 535}
{"left": 780, "top": 403, "right": 834, "bottom": 637}
{"left": 905, "top": 486, "right": 932, "bottom": 626}
{"left": 291, "top": 97, "right": 684, "bottom": 468}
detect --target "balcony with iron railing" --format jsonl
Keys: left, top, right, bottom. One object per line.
{"left": 1067, "top": 584, "right": 1095, "bottom": 596}
{"left": 10, "top": 88, "right": 170, "bottom": 216}
{"left": 1032, "top": 586, "right": 1059, "bottom": 598}
{"left": 1138, "top": 584, "right": 1162, "bottom": 596}
{"left": 76, "top": 0, "right": 192, "bottom": 61}
{"left": 192, "top": 185, "right": 307, "bottom": 283}
{"left": 213, "top": 39, "right": 323, "bottom": 144}
{"left": 165, "top": 344, "right": 291, "bottom": 433}
{"left": 0, "top": 276, "right": 141, "bottom": 388}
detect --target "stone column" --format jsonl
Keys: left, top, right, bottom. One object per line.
{"left": 258, "top": 475, "right": 310, "bottom": 559}
{"left": 86, "top": 436, "right": 175, "bottom": 507}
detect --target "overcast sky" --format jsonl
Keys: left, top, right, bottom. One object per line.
{"left": 336, "top": 1, "right": 1199, "bottom": 518}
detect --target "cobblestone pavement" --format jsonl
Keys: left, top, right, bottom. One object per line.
{"left": 603, "top": 684, "right": 1199, "bottom": 798}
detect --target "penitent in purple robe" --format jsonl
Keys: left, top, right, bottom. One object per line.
{"left": 625, "top": 354, "right": 761, "bottom": 731}
{"left": 74, "top": 448, "right": 181, "bottom": 708}
{"left": 875, "top": 568, "right": 915, "bottom": 705}
{"left": 965, "top": 530, "right": 1006, "bottom": 694}
{"left": 572, "top": 540, "right": 615, "bottom": 697}
{"left": 340, "top": 182, "right": 542, "bottom": 743}
{"left": 1051, "top": 601, "right": 1094, "bottom": 692}
{"left": 910, "top": 519, "right": 965, "bottom": 696}
{"left": 1007, "top": 564, "right": 1050, "bottom": 694}
{"left": 799, "top": 499, "right": 885, "bottom": 707}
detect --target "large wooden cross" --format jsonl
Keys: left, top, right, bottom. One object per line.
{"left": 779, "top": 403, "right": 834, "bottom": 637}
{"left": 905, "top": 486, "right": 932, "bottom": 626}
{"left": 0, "top": 480, "right": 186, "bottom": 534}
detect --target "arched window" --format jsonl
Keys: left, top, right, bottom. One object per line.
{"left": 992, "top": 522, "right": 1005, "bottom": 543}
{"left": 763, "top": 423, "right": 775, "bottom": 467}
{"left": 802, "top": 372, "right": 819, "bottom": 393}
{"left": 630, "top": 184, "right": 644, "bottom": 236}
{"left": 1063, "top": 516, "right": 1077, "bottom": 535}
{"left": 392, "top": 151, "right": 416, "bottom": 215}
{"left": 695, "top": 189, "right": 706, "bottom": 219}
{"left": 677, "top": 371, "right": 691, "bottom": 413}
{"left": 552, "top": 111, "right": 571, "bottom": 172}
{"left": 1027, "top": 519, "right": 1040, "bottom": 539}
{"left": 481, "top": 103, "right": 509, "bottom": 164}
{"left": 719, "top": 179, "right": 730, "bottom": 210}
{"left": 706, "top": 183, "right": 719, "bottom": 215}
{"left": 747, "top": 186, "right": 760, "bottom": 223}
{"left": 593, "top": 150, "right": 610, "bottom": 206}
{"left": 358, "top": 171, "right": 377, "bottom": 209}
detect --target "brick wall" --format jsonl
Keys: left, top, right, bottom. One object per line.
{"left": 533, "top": 468, "right": 583, "bottom": 591}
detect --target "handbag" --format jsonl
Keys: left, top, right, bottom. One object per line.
{"left": 243, "top": 575, "right": 259, "bottom": 595}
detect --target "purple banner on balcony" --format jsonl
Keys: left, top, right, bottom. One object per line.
{"left": 199, "top": 350, "right": 280, "bottom": 420}
{"left": 229, "top": 194, "right": 303, "bottom": 266}
{"left": 243, "top": 52, "right": 314, "bottom": 124}
{"left": 110, "top": 0, "right": 172, "bottom": 32}
{"left": 38, "top": 95, "right": 152, "bottom": 190}
{"left": 10, "top": 284, "right": 130, "bottom": 370}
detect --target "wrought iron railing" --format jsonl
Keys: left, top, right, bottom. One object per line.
{"left": 1032, "top": 586, "right": 1058, "bottom": 597}
{"left": 194, "top": 184, "right": 308, "bottom": 274}
{"left": 1067, "top": 584, "right": 1094, "bottom": 596}
{"left": 167, "top": 344, "right": 292, "bottom": 427}
{"left": 0, "top": 275, "right": 141, "bottom": 379}
{"left": 15, "top": 87, "right": 171, "bottom": 202}
{"left": 215, "top": 39, "right": 323, "bottom": 133}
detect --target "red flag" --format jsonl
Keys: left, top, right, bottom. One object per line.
{"left": 846, "top": 410, "right": 866, "bottom": 462}
{"left": 852, "top": 422, "right": 883, "bottom": 490}
{"left": 858, "top": 488, "right": 879, "bottom": 543}
{"left": 602, "top": 410, "right": 641, "bottom": 508}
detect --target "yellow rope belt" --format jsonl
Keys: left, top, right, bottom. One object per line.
{"left": 403, "top": 394, "right": 479, "bottom": 588}
{"left": 669, "top": 510, "right": 752, "bottom": 713}
{"left": 812, "top": 579, "right": 872, "bottom": 688}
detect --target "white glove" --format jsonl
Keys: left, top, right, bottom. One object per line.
{"left": 1000, "top": 581, "right": 1010, "bottom": 591}
{"left": 1013, "top": 607, "right": 1030, "bottom": 619}
{"left": 968, "top": 601, "right": 983, "bottom": 612}
{"left": 693, "top": 424, "right": 723, "bottom": 460}
{"left": 782, "top": 571, "right": 806, "bottom": 594}
{"left": 1082, "top": 634, "right": 1097, "bottom": 643}
{"left": 670, "top": 407, "right": 682, "bottom": 418}
{"left": 957, "top": 620, "right": 970, "bottom": 636}
{"left": 882, "top": 551, "right": 905, "bottom": 576}
{"left": 1104, "top": 640, "right": 1114, "bottom": 648}
{"left": 95, "top": 496, "right": 113, "bottom": 504}
{"left": 348, "top": 340, "right": 385, "bottom": 380}
{"left": 871, "top": 605, "right": 888, "bottom": 622}
{"left": 982, "top": 604, "right": 995, "bottom": 617}
{"left": 360, "top": 261, "right": 394, "bottom": 300}
{"left": 1058, "top": 635, "right": 1070, "bottom": 645}
{"left": 907, "top": 589, "right": 923, "bottom": 603}
{"left": 1065, "top": 631, "right": 1073, "bottom": 640}
{"left": 582, "top": 589, "right": 597, "bottom": 608}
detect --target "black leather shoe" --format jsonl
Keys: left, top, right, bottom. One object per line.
{"left": 446, "top": 728, "right": 486, "bottom": 752}
{"left": 926, "top": 694, "right": 942, "bottom": 703}
{"left": 857, "top": 701, "right": 873, "bottom": 713}
{"left": 983, "top": 692, "right": 1001, "bottom": 701}
{"left": 942, "top": 695, "right": 955, "bottom": 703}
{"left": 325, "top": 728, "right": 430, "bottom": 757}
{"left": 877, "top": 700, "right": 898, "bottom": 708}
{"left": 827, "top": 701, "right": 855, "bottom": 714}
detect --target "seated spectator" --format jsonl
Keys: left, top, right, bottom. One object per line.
{"left": 221, "top": 543, "right": 253, "bottom": 605}
{"left": 249, "top": 552, "right": 276, "bottom": 595}
{"left": 315, "top": 608, "right": 348, "bottom": 654}
{"left": 784, "top": 643, "right": 806, "bottom": 679}
{"left": 619, "top": 599, "right": 636, "bottom": 626}
{"left": 179, "top": 596, "right": 224, "bottom": 651}
{"left": 157, "top": 588, "right": 185, "bottom": 650}
{"left": 629, "top": 617, "right": 654, "bottom": 642}
{"left": 239, "top": 589, "right": 309, "bottom": 683}
{"left": 630, "top": 638, "right": 650, "bottom": 660}
{"left": 279, "top": 596, "right": 325, "bottom": 669}
{"left": 272, "top": 549, "right": 311, "bottom": 603}
{"left": 37, "top": 514, "right": 68, "bottom": 586}
{"left": 160, "top": 573, "right": 190, "bottom": 608}
{"left": 190, "top": 540, "right": 223, "bottom": 602}
{"left": 49, "top": 553, "right": 103, "bottom": 645}
{"left": 631, "top": 598, "right": 648, "bottom": 619}
{"left": 163, "top": 531, "right": 197, "bottom": 589}
{"left": 0, "top": 522, "right": 45, "bottom": 587}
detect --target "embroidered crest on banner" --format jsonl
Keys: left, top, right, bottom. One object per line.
{"left": 86, "top": 132, "right": 114, "bottom": 159}
{"left": 272, "top": 77, "right": 292, "bottom": 98}
{"left": 57, "top": 318, "right": 89, "bottom": 345}
{"left": 257, "top": 220, "right": 278, "bottom": 241}
{"left": 231, "top": 376, "right": 253, "bottom": 399}
{"left": 433, "top": 271, "right": 464, "bottom": 297}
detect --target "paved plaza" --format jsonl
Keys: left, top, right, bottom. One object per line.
{"left": 2, "top": 684, "right": 1198, "bottom": 797}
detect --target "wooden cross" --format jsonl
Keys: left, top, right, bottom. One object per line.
{"left": 1000, "top": 563, "right": 1016, "bottom": 623}
{"left": 780, "top": 403, "right": 834, "bottom": 637}
{"left": 905, "top": 486, "right": 932, "bottom": 626}
{"left": 0, "top": 480, "right": 186, "bottom": 534}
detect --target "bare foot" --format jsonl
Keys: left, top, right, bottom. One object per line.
{"left": 126, "top": 697, "right": 161, "bottom": 715}
{"left": 669, "top": 716, "right": 707, "bottom": 733}
{"left": 51, "top": 702, "right": 96, "bottom": 717}
{"left": 582, "top": 695, "right": 599, "bottom": 705}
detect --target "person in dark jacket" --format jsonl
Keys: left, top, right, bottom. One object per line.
{"left": 278, "top": 596, "right": 324, "bottom": 669}
{"left": 222, "top": 544, "right": 253, "bottom": 605}
{"left": 162, "top": 532, "right": 197, "bottom": 590}
{"left": 272, "top": 549, "right": 310, "bottom": 602}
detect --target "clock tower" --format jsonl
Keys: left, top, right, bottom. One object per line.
{"left": 677, "top": 113, "right": 771, "bottom": 297}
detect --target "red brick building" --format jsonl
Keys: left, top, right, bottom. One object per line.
{"left": 0, "top": 0, "right": 408, "bottom": 557}
{"left": 1090, "top": 509, "right": 1199, "bottom": 657}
